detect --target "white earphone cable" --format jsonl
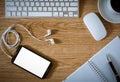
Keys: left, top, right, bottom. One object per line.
{"left": 0, "top": 24, "right": 55, "bottom": 59}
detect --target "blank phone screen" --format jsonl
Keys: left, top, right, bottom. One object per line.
{"left": 12, "top": 47, "right": 51, "bottom": 78}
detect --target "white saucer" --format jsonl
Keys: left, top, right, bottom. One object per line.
{"left": 98, "top": 0, "right": 120, "bottom": 24}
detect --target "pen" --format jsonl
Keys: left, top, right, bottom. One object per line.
{"left": 106, "top": 55, "right": 120, "bottom": 82}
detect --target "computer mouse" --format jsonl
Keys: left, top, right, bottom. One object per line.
{"left": 83, "top": 12, "right": 107, "bottom": 41}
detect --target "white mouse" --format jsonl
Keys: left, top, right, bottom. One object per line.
{"left": 83, "top": 13, "right": 107, "bottom": 41}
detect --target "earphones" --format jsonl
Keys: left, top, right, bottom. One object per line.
{"left": 0, "top": 24, "right": 55, "bottom": 59}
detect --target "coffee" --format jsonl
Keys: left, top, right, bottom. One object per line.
{"left": 111, "top": 0, "right": 120, "bottom": 13}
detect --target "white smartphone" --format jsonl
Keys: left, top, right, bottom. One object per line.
{"left": 12, "top": 46, "right": 51, "bottom": 78}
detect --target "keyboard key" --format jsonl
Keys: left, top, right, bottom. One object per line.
{"left": 69, "top": 12, "right": 73, "bottom": 17}
{"left": 28, "top": 7, "right": 32, "bottom": 11}
{"left": 33, "top": 7, "right": 37, "bottom": 11}
{"left": 53, "top": 12, "right": 58, "bottom": 17}
{"left": 38, "top": 7, "right": 42, "bottom": 11}
{"left": 28, "top": 12, "right": 52, "bottom": 17}
{"left": 56, "top": 2, "right": 60, "bottom": 6}
{"left": 70, "top": 2, "right": 78, "bottom": 6}
{"left": 58, "top": 7, "right": 62, "bottom": 11}
{"left": 53, "top": 7, "right": 57, "bottom": 11}
{"left": 7, "top": 7, "right": 17, "bottom": 11}
{"left": 6, "top": 12, "right": 11, "bottom": 16}
{"left": 61, "top": 2, "right": 64, "bottom": 6}
{"left": 23, "top": 7, "right": 27, "bottom": 11}
{"left": 16, "top": 12, "right": 21, "bottom": 16}
{"left": 25, "top": 2, "right": 30, "bottom": 6}
{"left": 6, "top": 2, "right": 14, "bottom": 6}
{"left": 59, "top": 12, "right": 63, "bottom": 17}
{"left": 31, "top": 2, "right": 34, "bottom": 6}
{"left": 63, "top": 7, "right": 67, "bottom": 11}
{"left": 12, "top": 12, "right": 16, "bottom": 16}
{"left": 46, "top": 2, "right": 50, "bottom": 6}
{"left": 68, "top": 7, "right": 78, "bottom": 11}
{"left": 15, "top": 2, "right": 19, "bottom": 6}
{"left": 18, "top": 7, "right": 22, "bottom": 11}
{"left": 43, "top": 7, "right": 47, "bottom": 11}
{"left": 41, "top": 2, "right": 45, "bottom": 6}
{"left": 6, "top": 0, "right": 13, "bottom": 1}
{"left": 22, "top": 12, "right": 27, "bottom": 16}
{"left": 20, "top": 2, "right": 25, "bottom": 6}
{"left": 50, "top": 2, "right": 55, "bottom": 6}
{"left": 48, "top": 7, "right": 52, "bottom": 11}
{"left": 35, "top": 2, "right": 39, "bottom": 6}
{"left": 65, "top": 2, "right": 69, "bottom": 6}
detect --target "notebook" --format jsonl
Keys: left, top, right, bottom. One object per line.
{"left": 63, "top": 36, "right": 120, "bottom": 82}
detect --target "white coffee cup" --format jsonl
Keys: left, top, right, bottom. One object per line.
{"left": 107, "top": 0, "right": 120, "bottom": 14}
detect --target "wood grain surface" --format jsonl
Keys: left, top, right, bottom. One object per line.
{"left": 0, "top": 0, "right": 120, "bottom": 82}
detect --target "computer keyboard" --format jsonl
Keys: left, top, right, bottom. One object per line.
{"left": 5, "top": 0, "right": 79, "bottom": 18}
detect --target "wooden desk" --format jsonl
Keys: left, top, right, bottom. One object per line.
{"left": 0, "top": 0, "right": 120, "bottom": 82}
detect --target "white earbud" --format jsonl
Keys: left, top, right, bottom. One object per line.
{"left": 45, "top": 38, "right": 55, "bottom": 45}
{"left": 43, "top": 29, "right": 55, "bottom": 45}
{"left": 43, "top": 29, "right": 52, "bottom": 37}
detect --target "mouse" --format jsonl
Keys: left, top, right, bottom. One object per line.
{"left": 83, "top": 12, "right": 107, "bottom": 41}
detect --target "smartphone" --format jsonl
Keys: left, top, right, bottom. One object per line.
{"left": 11, "top": 46, "right": 51, "bottom": 78}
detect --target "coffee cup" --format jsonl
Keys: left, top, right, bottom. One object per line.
{"left": 107, "top": 0, "right": 120, "bottom": 14}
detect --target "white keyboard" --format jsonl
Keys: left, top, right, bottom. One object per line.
{"left": 5, "top": 0, "right": 79, "bottom": 18}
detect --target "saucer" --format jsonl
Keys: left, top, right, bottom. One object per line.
{"left": 98, "top": 0, "right": 120, "bottom": 23}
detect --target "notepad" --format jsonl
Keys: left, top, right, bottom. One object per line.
{"left": 63, "top": 36, "right": 120, "bottom": 82}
